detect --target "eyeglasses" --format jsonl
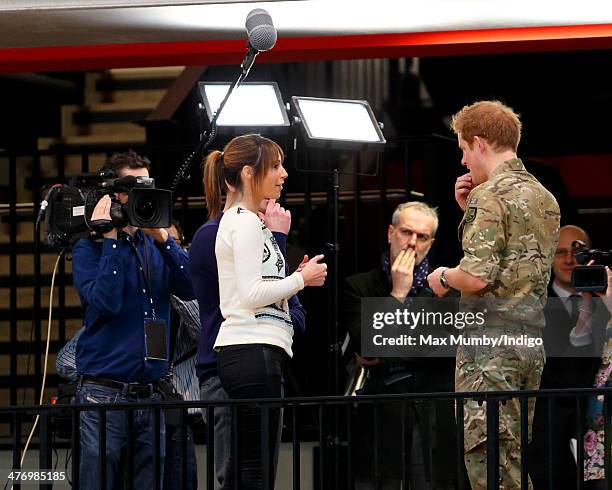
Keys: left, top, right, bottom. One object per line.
{"left": 554, "top": 248, "right": 575, "bottom": 258}
{"left": 398, "top": 227, "right": 432, "bottom": 243}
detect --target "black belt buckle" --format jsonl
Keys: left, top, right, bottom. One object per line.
{"left": 126, "top": 383, "right": 152, "bottom": 397}
{"left": 81, "top": 375, "right": 153, "bottom": 397}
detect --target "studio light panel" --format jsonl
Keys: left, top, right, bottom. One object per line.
{"left": 198, "top": 82, "right": 289, "bottom": 130}
{"left": 292, "top": 96, "right": 386, "bottom": 151}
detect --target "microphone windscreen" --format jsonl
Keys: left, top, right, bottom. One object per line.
{"left": 245, "top": 8, "right": 277, "bottom": 52}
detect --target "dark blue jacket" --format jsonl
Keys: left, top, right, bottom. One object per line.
{"left": 72, "top": 231, "right": 194, "bottom": 383}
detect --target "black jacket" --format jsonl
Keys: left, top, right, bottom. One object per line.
{"left": 528, "top": 284, "right": 609, "bottom": 488}
{"left": 343, "top": 266, "right": 459, "bottom": 482}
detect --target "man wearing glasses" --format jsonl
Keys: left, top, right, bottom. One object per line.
{"left": 529, "top": 225, "right": 607, "bottom": 490}
{"left": 343, "top": 201, "right": 459, "bottom": 490}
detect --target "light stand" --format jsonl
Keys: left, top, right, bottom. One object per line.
{"left": 291, "top": 96, "right": 386, "bottom": 393}
{"left": 291, "top": 96, "right": 386, "bottom": 488}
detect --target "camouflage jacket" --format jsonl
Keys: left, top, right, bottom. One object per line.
{"left": 458, "top": 158, "right": 561, "bottom": 329}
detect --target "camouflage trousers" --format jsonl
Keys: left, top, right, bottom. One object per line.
{"left": 455, "top": 333, "right": 545, "bottom": 490}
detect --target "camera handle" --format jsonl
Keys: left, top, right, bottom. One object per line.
{"left": 36, "top": 184, "right": 63, "bottom": 228}
{"left": 84, "top": 189, "right": 127, "bottom": 234}
{"left": 87, "top": 219, "right": 114, "bottom": 234}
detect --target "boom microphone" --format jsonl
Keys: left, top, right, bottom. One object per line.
{"left": 242, "top": 8, "right": 277, "bottom": 75}
{"left": 245, "top": 8, "right": 277, "bottom": 52}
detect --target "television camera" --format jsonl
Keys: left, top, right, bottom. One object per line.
{"left": 571, "top": 240, "right": 611, "bottom": 292}
{"left": 42, "top": 170, "right": 172, "bottom": 249}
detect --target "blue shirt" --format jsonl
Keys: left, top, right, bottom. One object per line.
{"left": 57, "top": 296, "right": 201, "bottom": 414}
{"left": 189, "top": 214, "right": 306, "bottom": 380}
{"left": 72, "top": 231, "right": 194, "bottom": 383}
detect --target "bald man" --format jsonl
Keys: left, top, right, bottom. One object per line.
{"left": 528, "top": 225, "right": 603, "bottom": 490}
{"left": 551, "top": 225, "right": 591, "bottom": 294}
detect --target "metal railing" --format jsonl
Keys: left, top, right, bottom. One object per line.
{"left": 2, "top": 387, "right": 611, "bottom": 490}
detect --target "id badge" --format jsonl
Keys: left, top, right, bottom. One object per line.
{"left": 144, "top": 318, "right": 168, "bottom": 361}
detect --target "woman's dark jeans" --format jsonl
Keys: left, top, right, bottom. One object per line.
{"left": 217, "top": 343, "right": 287, "bottom": 490}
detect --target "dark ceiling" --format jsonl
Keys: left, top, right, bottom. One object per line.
{"left": 420, "top": 50, "right": 612, "bottom": 156}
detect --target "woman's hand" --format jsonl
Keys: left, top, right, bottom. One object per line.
{"left": 298, "top": 254, "right": 327, "bottom": 286}
{"left": 296, "top": 255, "right": 308, "bottom": 273}
{"left": 259, "top": 199, "right": 291, "bottom": 235}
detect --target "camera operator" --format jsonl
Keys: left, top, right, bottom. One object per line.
{"left": 529, "top": 225, "right": 609, "bottom": 489}
{"left": 71, "top": 151, "right": 194, "bottom": 489}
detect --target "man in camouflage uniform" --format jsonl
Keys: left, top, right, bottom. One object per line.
{"left": 428, "top": 100, "right": 560, "bottom": 489}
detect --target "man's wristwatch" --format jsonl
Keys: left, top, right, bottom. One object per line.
{"left": 439, "top": 268, "right": 450, "bottom": 289}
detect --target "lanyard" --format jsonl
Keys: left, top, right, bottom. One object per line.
{"left": 128, "top": 234, "right": 157, "bottom": 320}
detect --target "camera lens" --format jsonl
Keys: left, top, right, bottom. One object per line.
{"left": 134, "top": 195, "right": 159, "bottom": 223}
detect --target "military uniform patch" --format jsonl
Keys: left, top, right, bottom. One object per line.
{"left": 469, "top": 196, "right": 478, "bottom": 206}
{"left": 465, "top": 206, "right": 477, "bottom": 223}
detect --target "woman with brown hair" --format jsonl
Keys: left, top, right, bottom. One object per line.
{"left": 202, "top": 134, "right": 327, "bottom": 489}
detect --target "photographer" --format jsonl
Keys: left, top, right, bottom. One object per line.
{"left": 529, "top": 225, "right": 608, "bottom": 489}
{"left": 71, "top": 151, "right": 194, "bottom": 489}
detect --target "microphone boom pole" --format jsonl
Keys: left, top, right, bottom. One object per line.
{"left": 170, "top": 8, "right": 277, "bottom": 195}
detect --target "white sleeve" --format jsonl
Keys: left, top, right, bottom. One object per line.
{"left": 569, "top": 325, "right": 593, "bottom": 347}
{"left": 230, "top": 211, "right": 304, "bottom": 309}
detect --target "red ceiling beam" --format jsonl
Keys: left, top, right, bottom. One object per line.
{"left": 1, "top": 23, "right": 612, "bottom": 72}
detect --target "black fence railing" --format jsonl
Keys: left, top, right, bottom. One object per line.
{"left": 2, "top": 387, "right": 612, "bottom": 490}
{"left": 0, "top": 138, "right": 595, "bottom": 490}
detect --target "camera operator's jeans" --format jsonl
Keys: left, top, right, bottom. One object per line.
{"left": 164, "top": 417, "right": 198, "bottom": 490}
{"left": 217, "top": 344, "right": 286, "bottom": 490}
{"left": 76, "top": 382, "right": 165, "bottom": 490}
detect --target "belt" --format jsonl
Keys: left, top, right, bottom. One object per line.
{"left": 80, "top": 375, "right": 157, "bottom": 397}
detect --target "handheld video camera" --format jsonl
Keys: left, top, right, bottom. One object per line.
{"left": 43, "top": 169, "right": 172, "bottom": 249}
{"left": 570, "top": 240, "right": 611, "bottom": 293}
